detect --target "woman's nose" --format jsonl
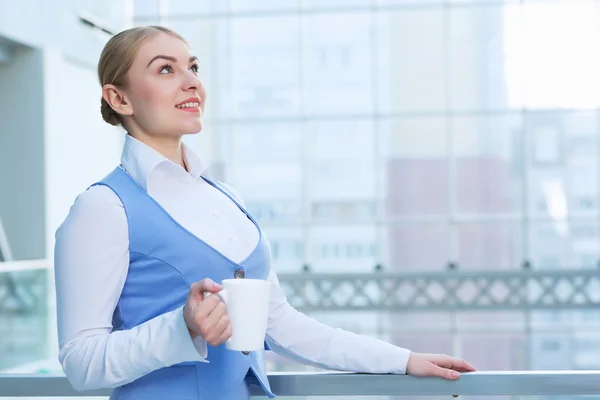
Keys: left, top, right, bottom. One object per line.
{"left": 183, "top": 72, "right": 201, "bottom": 91}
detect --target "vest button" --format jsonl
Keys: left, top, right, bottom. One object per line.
{"left": 234, "top": 269, "right": 245, "bottom": 279}
{"left": 242, "top": 351, "right": 250, "bottom": 355}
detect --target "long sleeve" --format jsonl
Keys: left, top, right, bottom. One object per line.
{"left": 54, "top": 185, "right": 208, "bottom": 391}
{"left": 265, "top": 268, "right": 411, "bottom": 374}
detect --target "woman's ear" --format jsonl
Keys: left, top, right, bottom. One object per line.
{"left": 102, "top": 84, "right": 133, "bottom": 117}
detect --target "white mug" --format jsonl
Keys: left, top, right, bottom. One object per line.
{"left": 206, "top": 278, "right": 271, "bottom": 352}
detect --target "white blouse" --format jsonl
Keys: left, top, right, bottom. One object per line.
{"left": 54, "top": 134, "right": 411, "bottom": 391}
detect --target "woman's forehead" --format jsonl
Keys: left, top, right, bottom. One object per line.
{"left": 136, "top": 33, "right": 193, "bottom": 63}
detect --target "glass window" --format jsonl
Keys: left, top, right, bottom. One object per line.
{"left": 460, "top": 333, "right": 526, "bottom": 371}
{"left": 385, "top": 223, "right": 450, "bottom": 271}
{"left": 541, "top": 340, "right": 561, "bottom": 351}
{"left": 311, "top": 159, "right": 375, "bottom": 200}
{"left": 303, "top": 0, "right": 370, "bottom": 9}
{"left": 530, "top": 333, "right": 570, "bottom": 369}
{"left": 570, "top": 222, "right": 600, "bottom": 267}
{"left": 448, "top": 4, "right": 520, "bottom": 110}
{"left": 309, "top": 226, "right": 378, "bottom": 272}
{"left": 570, "top": 137, "right": 597, "bottom": 159}
{"left": 570, "top": 166, "right": 598, "bottom": 212}
{"left": 231, "top": 122, "right": 301, "bottom": 163}
{"left": 451, "top": 114, "right": 524, "bottom": 215}
{"left": 527, "top": 168, "right": 567, "bottom": 218}
{"left": 97, "top": 1, "right": 600, "bottom": 375}
{"left": 565, "top": 111, "right": 600, "bottom": 213}
{"left": 517, "top": 1, "right": 600, "bottom": 109}
{"left": 133, "top": 0, "right": 159, "bottom": 18}
{"left": 457, "top": 223, "right": 523, "bottom": 270}
{"left": 528, "top": 222, "right": 569, "bottom": 269}
{"left": 376, "top": 8, "right": 445, "bottom": 113}
{"left": 231, "top": 16, "right": 301, "bottom": 118}
{"left": 564, "top": 110, "right": 598, "bottom": 138}
{"left": 312, "top": 201, "right": 377, "bottom": 223}
{"left": 377, "top": 0, "right": 443, "bottom": 5}
{"left": 246, "top": 200, "right": 303, "bottom": 224}
{"left": 82, "top": 0, "right": 128, "bottom": 29}
{"left": 232, "top": 161, "right": 303, "bottom": 220}
{"left": 265, "top": 228, "right": 304, "bottom": 272}
{"left": 449, "top": 0, "right": 519, "bottom": 3}
{"left": 309, "top": 119, "right": 376, "bottom": 201}
{"left": 165, "top": 0, "right": 217, "bottom": 16}
{"left": 309, "top": 120, "right": 375, "bottom": 160}
{"left": 573, "top": 334, "right": 600, "bottom": 368}
{"left": 302, "top": 13, "right": 374, "bottom": 115}
{"left": 532, "top": 125, "right": 562, "bottom": 164}
{"left": 0, "top": 270, "right": 49, "bottom": 370}
{"left": 379, "top": 117, "right": 449, "bottom": 217}
{"left": 230, "top": 0, "right": 299, "bottom": 12}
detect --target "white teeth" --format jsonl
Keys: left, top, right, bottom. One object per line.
{"left": 177, "top": 102, "right": 199, "bottom": 108}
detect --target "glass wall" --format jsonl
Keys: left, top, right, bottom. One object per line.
{"left": 1, "top": 2, "right": 600, "bottom": 399}
{"left": 131, "top": 0, "right": 600, "bottom": 375}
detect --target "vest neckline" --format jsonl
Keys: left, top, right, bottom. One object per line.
{"left": 117, "top": 165, "right": 264, "bottom": 270}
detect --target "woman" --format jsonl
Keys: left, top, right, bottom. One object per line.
{"left": 54, "top": 25, "right": 476, "bottom": 400}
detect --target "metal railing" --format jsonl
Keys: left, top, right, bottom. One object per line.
{"left": 1, "top": 371, "right": 600, "bottom": 397}
{"left": 3, "top": 260, "right": 600, "bottom": 314}
{"left": 279, "top": 269, "right": 600, "bottom": 311}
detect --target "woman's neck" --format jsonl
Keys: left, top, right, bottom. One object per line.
{"left": 129, "top": 132, "right": 187, "bottom": 171}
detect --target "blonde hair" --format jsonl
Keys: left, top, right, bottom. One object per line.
{"left": 98, "top": 25, "right": 188, "bottom": 126}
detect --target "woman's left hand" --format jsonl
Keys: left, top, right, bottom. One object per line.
{"left": 406, "top": 352, "right": 476, "bottom": 380}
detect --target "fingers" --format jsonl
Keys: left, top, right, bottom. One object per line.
{"left": 430, "top": 364, "right": 461, "bottom": 380}
{"left": 461, "top": 360, "right": 477, "bottom": 372}
{"left": 188, "top": 278, "right": 223, "bottom": 315}
{"left": 433, "top": 355, "right": 476, "bottom": 372}
{"left": 191, "top": 299, "right": 227, "bottom": 342}
{"left": 215, "top": 314, "right": 233, "bottom": 344}
{"left": 203, "top": 301, "right": 227, "bottom": 331}
{"left": 451, "top": 358, "right": 475, "bottom": 372}
{"left": 190, "top": 278, "right": 222, "bottom": 297}
{"left": 185, "top": 279, "right": 234, "bottom": 344}
{"left": 192, "top": 290, "right": 222, "bottom": 318}
{"left": 203, "top": 304, "right": 231, "bottom": 346}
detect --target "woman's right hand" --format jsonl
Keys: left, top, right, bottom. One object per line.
{"left": 183, "top": 278, "right": 232, "bottom": 346}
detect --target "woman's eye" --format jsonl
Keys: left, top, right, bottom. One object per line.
{"left": 159, "top": 65, "right": 173, "bottom": 74}
{"left": 190, "top": 64, "right": 199, "bottom": 73}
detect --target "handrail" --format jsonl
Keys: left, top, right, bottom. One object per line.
{"left": 0, "top": 259, "right": 51, "bottom": 273}
{"left": 1, "top": 371, "right": 600, "bottom": 397}
{"left": 4, "top": 261, "right": 600, "bottom": 312}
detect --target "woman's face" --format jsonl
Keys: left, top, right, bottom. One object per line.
{"left": 120, "top": 32, "right": 206, "bottom": 138}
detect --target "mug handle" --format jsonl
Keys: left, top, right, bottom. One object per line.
{"left": 204, "top": 289, "right": 228, "bottom": 304}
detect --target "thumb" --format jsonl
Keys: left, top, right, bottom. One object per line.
{"left": 431, "top": 364, "right": 460, "bottom": 380}
{"left": 191, "top": 278, "right": 222, "bottom": 297}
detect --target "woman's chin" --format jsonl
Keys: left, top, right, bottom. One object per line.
{"left": 179, "top": 121, "right": 203, "bottom": 135}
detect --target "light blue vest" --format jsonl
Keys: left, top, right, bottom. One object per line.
{"left": 94, "top": 166, "right": 276, "bottom": 400}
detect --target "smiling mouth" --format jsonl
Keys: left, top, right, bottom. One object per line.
{"left": 176, "top": 102, "right": 200, "bottom": 109}
{"left": 175, "top": 102, "right": 202, "bottom": 116}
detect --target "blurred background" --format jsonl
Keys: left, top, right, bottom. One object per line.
{"left": 1, "top": 0, "right": 600, "bottom": 399}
